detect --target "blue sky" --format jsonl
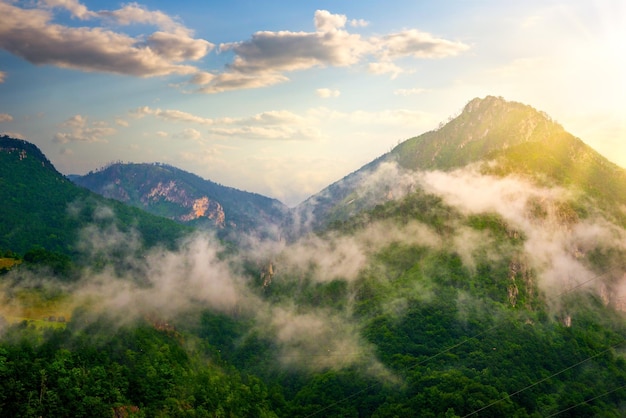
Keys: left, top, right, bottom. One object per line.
{"left": 0, "top": 1, "right": 624, "bottom": 206}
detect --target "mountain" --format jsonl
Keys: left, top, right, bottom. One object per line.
{"left": 2, "top": 98, "right": 626, "bottom": 417}
{"left": 71, "top": 162, "right": 289, "bottom": 238}
{"left": 0, "top": 136, "right": 191, "bottom": 256}
{"left": 297, "top": 96, "right": 626, "bottom": 230}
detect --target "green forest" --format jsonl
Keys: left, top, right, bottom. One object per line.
{"left": 2, "top": 190, "right": 626, "bottom": 417}
{"left": 3, "top": 95, "right": 626, "bottom": 418}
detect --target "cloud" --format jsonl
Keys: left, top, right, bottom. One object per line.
{"left": 132, "top": 106, "right": 319, "bottom": 141}
{"left": 53, "top": 114, "right": 116, "bottom": 143}
{"left": 0, "top": 2, "right": 212, "bottom": 77}
{"left": 177, "top": 128, "right": 202, "bottom": 141}
{"left": 131, "top": 106, "right": 214, "bottom": 125}
{"left": 234, "top": 110, "right": 307, "bottom": 126}
{"left": 368, "top": 61, "right": 404, "bottom": 78}
{"left": 208, "top": 125, "right": 321, "bottom": 141}
{"left": 0, "top": 113, "right": 13, "bottom": 123}
{"left": 196, "top": 72, "right": 290, "bottom": 94}
{"left": 1, "top": 5, "right": 468, "bottom": 94}
{"left": 394, "top": 87, "right": 426, "bottom": 96}
{"left": 349, "top": 19, "right": 369, "bottom": 28}
{"left": 316, "top": 88, "right": 341, "bottom": 98}
{"left": 374, "top": 29, "right": 470, "bottom": 59}
{"left": 40, "top": 0, "right": 95, "bottom": 20}
{"left": 0, "top": 219, "right": 391, "bottom": 374}
{"left": 197, "top": 9, "right": 468, "bottom": 93}
{"left": 97, "top": 2, "right": 187, "bottom": 34}
{"left": 414, "top": 166, "right": 626, "bottom": 302}
{"left": 0, "top": 131, "right": 25, "bottom": 139}
{"left": 115, "top": 118, "right": 129, "bottom": 127}
{"left": 0, "top": 71, "right": 6, "bottom": 83}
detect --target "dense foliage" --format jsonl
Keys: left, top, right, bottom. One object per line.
{"left": 3, "top": 95, "right": 626, "bottom": 417}
{"left": 0, "top": 136, "right": 191, "bottom": 256}
{"left": 0, "top": 317, "right": 279, "bottom": 417}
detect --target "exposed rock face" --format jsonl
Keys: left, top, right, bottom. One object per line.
{"left": 180, "top": 197, "right": 225, "bottom": 226}
{"left": 143, "top": 181, "right": 226, "bottom": 226}
{"left": 71, "top": 162, "right": 288, "bottom": 235}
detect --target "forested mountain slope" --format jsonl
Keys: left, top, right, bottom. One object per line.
{"left": 0, "top": 136, "right": 190, "bottom": 255}
{"left": 297, "top": 96, "right": 626, "bottom": 231}
{"left": 71, "top": 162, "right": 288, "bottom": 238}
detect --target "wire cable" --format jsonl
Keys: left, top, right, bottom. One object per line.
{"left": 303, "top": 267, "right": 620, "bottom": 417}
{"left": 544, "top": 382, "right": 626, "bottom": 417}
{"left": 461, "top": 340, "right": 624, "bottom": 417}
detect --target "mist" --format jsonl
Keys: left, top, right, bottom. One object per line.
{"left": 3, "top": 160, "right": 626, "bottom": 379}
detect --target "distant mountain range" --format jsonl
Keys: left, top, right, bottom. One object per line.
{"left": 69, "top": 162, "right": 288, "bottom": 238}
{"left": 3, "top": 95, "right": 626, "bottom": 252}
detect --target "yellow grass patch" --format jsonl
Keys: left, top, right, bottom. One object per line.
{"left": 0, "top": 288, "right": 73, "bottom": 328}
{"left": 0, "top": 257, "right": 21, "bottom": 270}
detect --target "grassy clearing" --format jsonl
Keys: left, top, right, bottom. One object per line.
{"left": 0, "top": 257, "right": 21, "bottom": 270}
{"left": 0, "top": 288, "right": 72, "bottom": 329}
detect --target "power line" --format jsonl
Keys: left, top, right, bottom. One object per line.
{"left": 461, "top": 340, "right": 624, "bottom": 417}
{"left": 303, "top": 267, "right": 619, "bottom": 417}
{"left": 544, "top": 382, "right": 626, "bottom": 417}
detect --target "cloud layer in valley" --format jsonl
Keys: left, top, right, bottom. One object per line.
{"left": 3, "top": 158, "right": 626, "bottom": 378}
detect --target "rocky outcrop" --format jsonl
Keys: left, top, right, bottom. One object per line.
{"left": 71, "top": 162, "right": 288, "bottom": 234}
{"left": 145, "top": 181, "right": 226, "bottom": 226}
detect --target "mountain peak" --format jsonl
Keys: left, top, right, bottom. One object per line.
{"left": 0, "top": 135, "right": 57, "bottom": 172}
{"left": 390, "top": 96, "right": 565, "bottom": 171}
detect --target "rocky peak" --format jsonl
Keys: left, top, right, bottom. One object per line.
{"left": 390, "top": 96, "right": 565, "bottom": 171}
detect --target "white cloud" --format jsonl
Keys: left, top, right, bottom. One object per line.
{"left": 316, "top": 88, "right": 341, "bottom": 98}
{"left": 115, "top": 118, "right": 129, "bottom": 127}
{"left": 0, "top": 71, "right": 6, "bottom": 83}
{"left": 234, "top": 110, "right": 307, "bottom": 126}
{"left": 196, "top": 72, "right": 290, "bottom": 94}
{"left": 208, "top": 125, "right": 321, "bottom": 141}
{"left": 0, "top": 131, "right": 25, "bottom": 139}
{"left": 40, "top": 0, "right": 94, "bottom": 20}
{"left": 0, "top": 113, "right": 13, "bottom": 123}
{"left": 178, "top": 128, "right": 202, "bottom": 141}
{"left": 349, "top": 19, "right": 369, "bottom": 28}
{"left": 155, "top": 131, "right": 169, "bottom": 138}
{"left": 190, "top": 71, "right": 216, "bottom": 85}
{"left": 314, "top": 9, "right": 348, "bottom": 32}
{"left": 198, "top": 9, "right": 468, "bottom": 93}
{"left": 131, "top": 106, "right": 214, "bottom": 125}
{"left": 0, "top": 2, "right": 212, "bottom": 77}
{"left": 414, "top": 167, "right": 626, "bottom": 300}
{"left": 131, "top": 106, "right": 317, "bottom": 141}
{"left": 368, "top": 61, "right": 404, "bottom": 78}
{"left": 374, "top": 29, "right": 470, "bottom": 59}
{"left": 97, "top": 2, "right": 187, "bottom": 34}
{"left": 53, "top": 114, "right": 116, "bottom": 143}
